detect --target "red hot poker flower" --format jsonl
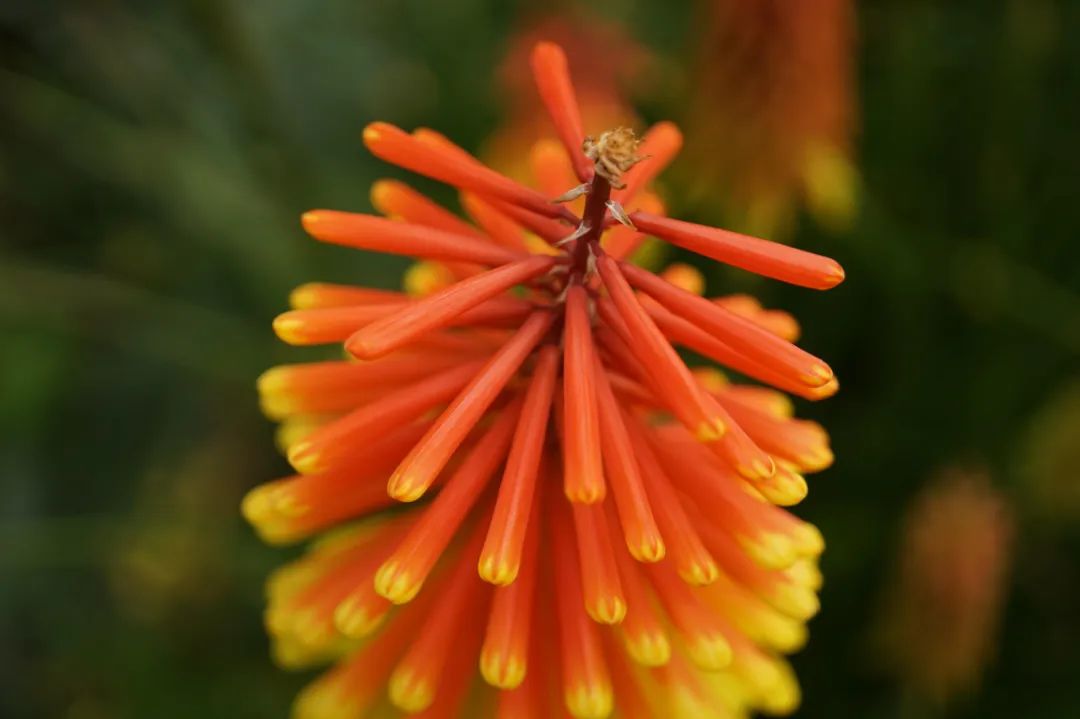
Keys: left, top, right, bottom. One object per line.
{"left": 245, "top": 41, "right": 843, "bottom": 719}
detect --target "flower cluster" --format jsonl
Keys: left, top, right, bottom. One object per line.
{"left": 245, "top": 42, "right": 844, "bottom": 719}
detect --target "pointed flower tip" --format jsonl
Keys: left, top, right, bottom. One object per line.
{"left": 272, "top": 312, "right": 306, "bottom": 345}
{"left": 240, "top": 485, "right": 274, "bottom": 526}
{"left": 630, "top": 535, "right": 666, "bottom": 564}
{"left": 565, "top": 683, "right": 614, "bottom": 719}
{"left": 332, "top": 597, "right": 386, "bottom": 639}
{"left": 255, "top": 365, "right": 289, "bottom": 396}
{"left": 286, "top": 284, "right": 320, "bottom": 310}
{"left": 801, "top": 446, "right": 835, "bottom": 472}
{"left": 680, "top": 558, "right": 720, "bottom": 587}
{"left": 479, "top": 649, "right": 526, "bottom": 690}
{"left": 300, "top": 210, "right": 323, "bottom": 231}
{"left": 759, "top": 615, "right": 809, "bottom": 654}
{"left": 788, "top": 558, "right": 825, "bottom": 591}
{"left": 386, "top": 475, "right": 427, "bottom": 503}
{"left": 362, "top": 121, "right": 391, "bottom": 148}
{"left": 772, "top": 584, "right": 821, "bottom": 621}
{"left": 626, "top": 631, "right": 672, "bottom": 667}
{"left": 687, "top": 633, "right": 733, "bottom": 671}
{"left": 588, "top": 595, "right": 627, "bottom": 625}
{"left": 743, "top": 532, "right": 798, "bottom": 570}
{"left": 530, "top": 42, "right": 571, "bottom": 81}
{"left": 403, "top": 261, "right": 455, "bottom": 297}
{"left": 810, "top": 377, "right": 841, "bottom": 400}
{"left": 804, "top": 362, "right": 835, "bottom": 387}
{"left": 293, "top": 682, "right": 357, "bottom": 719}
{"left": 285, "top": 442, "right": 322, "bottom": 475}
{"left": 694, "top": 419, "right": 727, "bottom": 442}
{"left": 532, "top": 40, "right": 566, "bottom": 61}
{"left": 792, "top": 523, "right": 826, "bottom": 557}
{"left": 388, "top": 668, "right": 434, "bottom": 714}
{"left": 374, "top": 560, "right": 422, "bottom": 604}
{"left": 257, "top": 394, "right": 292, "bottom": 421}
{"left": 477, "top": 554, "right": 518, "bottom": 586}
{"left": 368, "top": 179, "right": 397, "bottom": 212}
{"left": 565, "top": 485, "right": 606, "bottom": 504}
{"left": 825, "top": 261, "right": 846, "bottom": 288}
{"left": 343, "top": 334, "right": 378, "bottom": 361}
{"left": 739, "top": 456, "right": 777, "bottom": 481}
{"left": 760, "top": 472, "right": 810, "bottom": 506}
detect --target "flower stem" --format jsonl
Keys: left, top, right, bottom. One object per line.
{"left": 568, "top": 172, "right": 611, "bottom": 284}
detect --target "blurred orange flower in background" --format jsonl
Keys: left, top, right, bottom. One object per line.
{"left": 244, "top": 41, "right": 844, "bottom": 718}
{"left": 482, "top": 12, "right": 656, "bottom": 182}
{"left": 875, "top": 466, "right": 1015, "bottom": 705}
{"left": 682, "top": 0, "right": 859, "bottom": 238}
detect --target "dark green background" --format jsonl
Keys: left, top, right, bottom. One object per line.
{"left": 2, "top": 1, "right": 1078, "bottom": 717}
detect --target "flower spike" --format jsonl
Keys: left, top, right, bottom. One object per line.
{"left": 249, "top": 39, "right": 844, "bottom": 719}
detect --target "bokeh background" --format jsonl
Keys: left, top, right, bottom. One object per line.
{"left": 2, "top": 1, "right": 1078, "bottom": 717}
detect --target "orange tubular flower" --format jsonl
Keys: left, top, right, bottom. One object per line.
{"left": 245, "top": 41, "right": 844, "bottom": 719}
{"left": 684, "top": 0, "right": 858, "bottom": 238}
{"left": 875, "top": 467, "right": 1014, "bottom": 706}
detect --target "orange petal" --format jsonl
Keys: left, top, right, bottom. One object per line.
{"left": 480, "top": 479, "right": 542, "bottom": 689}
{"left": 596, "top": 256, "right": 725, "bottom": 440}
{"left": 646, "top": 559, "right": 733, "bottom": 671}
{"left": 291, "top": 597, "right": 419, "bottom": 716}
{"left": 267, "top": 523, "right": 405, "bottom": 647}
{"left": 243, "top": 422, "right": 430, "bottom": 544}
{"left": 258, "top": 355, "right": 483, "bottom": 419}
{"left": 363, "top": 121, "right": 575, "bottom": 222}
{"left": 631, "top": 211, "right": 845, "bottom": 289}
{"left": 607, "top": 516, "right": 672, "bottom": 666}
{"left": 375, "top": 400, "right": 522, "bottom": 603}
{"left": 603, "top": 633, "right": 660, "bottom": 718}
{"left": 287, "top": 360, "right": 485, "bottom": 474}
{"left": 571, "top": 502, "right": 627, "bottom": 625}
{"left": 714, "top": 293, "right": 801, "bottom": 342}
{"left": 647, "top": 427, "right": 777, "bottom": 553}
{"left": 289, "top": 282, "right": 403, "bottom": 309}
{"left": 461, "top": 193, "right": 530, "bottom": 252}
{"left": 644, "top": 298, "right": 837, "bottom": 401}
{"left": 302, "top": 210, "right": 521, "bottom": 266}
{"left": 561, "top": 286, "right": 605, "bottom": 504}
{"left": 371, "top": 178, "right": 485, "bottom": 238}
{"left": 346, "top": 255, "right": 557, "bottom": 359}
{"left": 705, "top": 394, "right": 778, "bottom": 481}
{"left": 624, "top": 417, "right": 719, "bottom": 586}
{"left": 530, "top": 42, "right": 592, "bottom": 182}
{"left": 387, "top": 527, "right": 492, "bottom": 713}
{"left": 530, "top": 138, "right": 583, "bottom": 211}
{"left": 622, "top": 262, "right": 833, "bottom": 388}
{"left": 692, "top": 508, "right": 820, "bottom": 621}
{"left": 717, "top": 392, "right": 833, "bottom": 473}
{"left": 272, "top": 303, "right": 402, "bottom": 346}
{"left": 592, "top": 354, "right": 664, "bottom": 562}
{"left": 480, "top": 345, "right": 560, "bottom": 585}
{"left": 553, "top": 500, "right": 614, "bottom": 719}
{"left": 387, "top": 312, "right": 554, "bottom": 502}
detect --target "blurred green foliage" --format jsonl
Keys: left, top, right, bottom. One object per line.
{"left": 1, "top": 1, "right": 1078, "bottom": 718}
